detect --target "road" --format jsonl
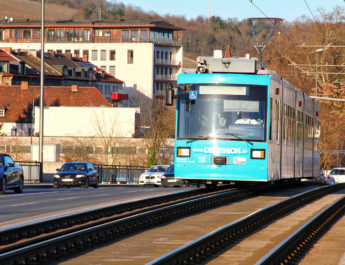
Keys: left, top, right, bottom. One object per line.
{"left": 0, "top": 186, "right": 191, "bottom": 227}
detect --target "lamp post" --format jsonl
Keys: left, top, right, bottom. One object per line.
{"left": 39, "top": 0, "right": 45, "bottom": 181}
{"left": 315, "top": 48, "right": 323, "bottom": 97}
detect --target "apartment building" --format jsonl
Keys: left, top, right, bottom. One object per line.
{"left": 0, "top": 19, "right": 184, "bottom": 104}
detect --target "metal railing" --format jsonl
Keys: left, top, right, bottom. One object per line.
{"left": 16, "top": 161, "right": 42, "bottom": 182}
{"left": 95, "top": 164, "right": 148, "bottom": 184}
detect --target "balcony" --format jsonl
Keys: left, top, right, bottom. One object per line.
{"left": 154, "top": 58, "right": 181, "bottom": 66}
{"left": 154, "top": 74, "right": 177, "bottom": 81}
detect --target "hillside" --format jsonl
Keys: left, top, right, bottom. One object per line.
{"left": 0, "top": 0, "right": 77, "bottom": 21}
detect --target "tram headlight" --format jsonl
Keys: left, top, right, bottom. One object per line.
{"left": 251, "top": 149, "right": 265, "bottom": 159}
{"left": 177, "top": 147, "right": 190, "bottom": 157}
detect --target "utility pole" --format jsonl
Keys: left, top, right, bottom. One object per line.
{"left": 39, "top": 0, "right": 45, "bottom": 181}
{"left": 208, "top": 0, "right": 210, "bottom": 21}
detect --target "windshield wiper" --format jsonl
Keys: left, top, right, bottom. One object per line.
{"left": 186, "top": 136, "right": 215, "bottom": 144}
{"left": 215, "top": 132, "right": 254, "bottom": 145}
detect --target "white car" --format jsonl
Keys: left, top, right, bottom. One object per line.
{"left": 138, "top": 165, "right": 169, "bottom": 186}
{"left": 326, "top": 167, "right": 345, "bottom": 184}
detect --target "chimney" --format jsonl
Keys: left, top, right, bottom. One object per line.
{"left": 224, "top": 44, "right": 231, "bottom": 58}
{"left": 21, "top": 81, "right": 29, "bottom": 90}
{"left": 83, "top": 54, "right": 88, "bottom": 62}
{"left": 71, "top": 85, "right": 78, "bottom": 92}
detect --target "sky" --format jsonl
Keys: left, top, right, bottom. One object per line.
{"left": 116, "top": 0, "right": 344, "bottom": 22}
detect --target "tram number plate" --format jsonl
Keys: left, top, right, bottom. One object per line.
{"left": 233, "top": 157, "right": 246, "bottom": 164}
{"left": 62, "top": 179, "right": 73, "bottom": 182}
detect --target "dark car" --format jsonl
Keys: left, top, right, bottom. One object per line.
{"left": 0, "top": 154, "right": 24, "bottom": 194}
{"left": 161, "top": 164, "right": 183, "bottom": 187}
{"left": 54, "top": 162, "right": 98, "bottom": 188}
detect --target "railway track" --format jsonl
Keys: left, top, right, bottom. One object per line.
{"left": 0, "top": 182, "right": 334, "bottom": 265}
{"left": 0, "top": 183, "right": 281, "bottom": 265}
{"left": 149, "top": 183, "right": 345, "bottom": 265}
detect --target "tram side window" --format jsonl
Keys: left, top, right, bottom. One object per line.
{"left": 269, "top": 99, "right": 272, "bottom": 141}
{"left": 297, "top": 111, "right": 303, "bottom": 144}
{"left": 314, "top": 120, "right": 320, "bottom": 151}
{"left": 304, "top": 115, "right": 313, "bottom": 150}
{"left": 275, "top": 99, "right": 280, "bottom": 144}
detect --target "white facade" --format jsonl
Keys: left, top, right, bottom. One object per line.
{"left": 0, "top": 122, "right": 33, "bottom": 136}
{"left": 3, "top": 42, "right": 183, "bottom": 103}
{"left": 34, "top": 106, "right": 139, "bottom": 137}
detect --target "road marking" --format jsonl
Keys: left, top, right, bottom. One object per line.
{"left": 10, "top": 202, "right": 36, "bottom": 207}
{"left": 57, "top": 196, "right": 83, "bottom": 201}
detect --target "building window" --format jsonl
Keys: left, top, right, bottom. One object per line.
{"left": 0, "top": 30, "right": 4, "bottom": 41}
{"left": 65, "top": 29, "right": 73, "bottom": 41}
{"left": 33, "top": 29, "right": 40, "bottom": 39}
{"left": 92, "top": 50, "right": 98, "bottom": 61}
{"left": 0, "top": 109, "right": 5, "bottom": 116}
{"left": 15, "top": 29, "right": 22, "bottom": 39}
{"left": 83, "top": 29, "right": 91, "bottom": 41}
{"left": 56, "top": 29, "right": 64, "bottom": 41}
{"left": 110, "top": 50, "right": 116, "bottom": 60}
{"left": 140, "top": 30, "right": 147, "bottom": 41}
{"left": 127, "top": 50, "right": 134, "bottom": 64}
{"left": 131, "top": 30, "right": 138, "bottom": 41}
{"left": 100, "top": 50, "right": 106, "bottom": 61}
{"left": 65, "top": 50, "right": 71, "bottom": 54}
{"left": 150, "top": 31, "right": 154, "bottom": 41}
{"left": 47, "top": 29, "right": 54, "bottom": 41}
{"left": 56, "top": 50, "right": 62, "bottom": 54}
{"left": 74, "top": 50, "right": 80, "bottom": 57}
{"left": 11, "top": 128, "right": 17, "bottom": 136}
{"left": 0, "top": 62, "right": 8, "bottom": 73}
{"left": 104, "top": 31, "right": 111, "bottom": 37}
{"left": 83, "top": 50, "right": 89, "bottom": 61}
{"left": 10, "top": 29, "right": 14, "bottom": 39}
{"left": 122, "top": 30, "right": 129, "bottom": 42}
{"left": 109, "top": 66, "right": 115, "bottom": 76}
{"left": 74, "top": 29, "right": 82, "bottom": 41}
{"left": 95, "top": 29, "right": 103, "bottom": 37}
{"left": 28, "top": 128, "right": 34, "bottom": 136}
{"left": 101, "top": 66, "right": 106, "bottom": 72}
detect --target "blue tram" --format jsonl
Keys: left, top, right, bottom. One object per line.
{"left": 169, "top": 54, "right": 320, "bottom": 186}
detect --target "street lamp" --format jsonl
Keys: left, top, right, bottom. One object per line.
{"left": 315, "top": 48, "right": 323, "bottom": 97}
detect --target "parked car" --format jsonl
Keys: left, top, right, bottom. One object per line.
{"left": 138, "top": 165, "right": 169, "bottom": 186}
{"left": 54, "top": 162, "right": 99, "bottom": 188}
{"left": 326, "top": 167, "right": 345, "bottom": 185}
{"left": 161, "top": 164, "right": 184, "bottom": 187}
{"left": 0, "top": 154, "right": 24, "bottom": 194}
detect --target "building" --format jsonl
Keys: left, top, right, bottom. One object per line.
{"left": 0, "top": 19, "right": 184, "bottom": 104}
{"left": 0, "top": 83, "right": 112, "bottom": 136}
{"left": 0, "top": 48, "right": 126, "bottom": 104}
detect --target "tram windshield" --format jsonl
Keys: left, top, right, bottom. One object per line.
{"left": 177, "top": 84, "right": 267, "bottom": 142}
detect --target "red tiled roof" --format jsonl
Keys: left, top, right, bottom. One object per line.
{"left": 0, "top": 85, "right": 112, "bottom": 123}
{"left": 0, "top": 49, "right": 18, "bottom": 62}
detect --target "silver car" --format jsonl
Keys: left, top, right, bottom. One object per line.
{"left": 138, "top": 165, "right": 169, "bottom": 186}
{"left": 326, "top": 167, "right": 345, "bottom": 184}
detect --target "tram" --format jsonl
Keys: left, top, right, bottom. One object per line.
{"left": 167, "top": 53, "right": 320, "bottom": 186}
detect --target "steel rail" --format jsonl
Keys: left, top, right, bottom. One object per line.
{"left": 0, "top": 184, "right": 270, "bottom": 264}
{"left": 148, "top": 183, "right": 345, "bottom": 265}
{"left": 0, "top": 188, "right": 205, "bottom": 246}
{"left": 256, "top": 194, "right": 345, "bottom": 265}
